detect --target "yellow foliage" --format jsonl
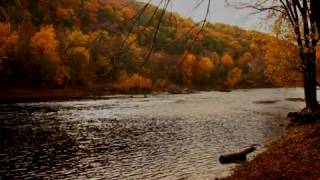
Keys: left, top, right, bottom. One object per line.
{"left": 116, "top": 73, "right": 152, "bottom": 92}
{"left": 225, "top": 67, "right": 242, "bottom": 88}
{"left": 126, "top": 34, "right": 140, "bottom": 50}
{"left": 65, "top": 30, "right": 91, "bottom": 63}
{"left": 221, "top": 53, "right": 234, "bottom": 67}
{"left": 30, "top": 25, "right": 59, "bottom": 61}
{"left": 229, "top": 41, "right": 241, "bottom": 52}
{"left": 211, "top": 52, "right": 221, "bottom": 65}
{"left": 69, "top": 47, "right": 90, "bottom": 63}
{"left": 264, "top": 38, "right": 301, "bottom": 86}
{"left": 66, "top": 30, "right": 90, "bottom": 47}
{"left": 239, "top": 52, "right": 253, "bottom": 65}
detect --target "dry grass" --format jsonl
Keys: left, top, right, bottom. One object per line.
{"left": 222, "top": 120, "right": 320, "bottom": 180}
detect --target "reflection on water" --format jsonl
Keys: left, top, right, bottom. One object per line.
{"left": 0, "top": 88, "right": 306, "bottom": 179}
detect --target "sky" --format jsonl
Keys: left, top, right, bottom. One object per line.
{"left": 137, "top": 0, "right": 268, "bottom": 32}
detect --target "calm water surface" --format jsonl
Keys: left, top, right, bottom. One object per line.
{"left": 0, "top": 88, "right": 306, "bottom": 179}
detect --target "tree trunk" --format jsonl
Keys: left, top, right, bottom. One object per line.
{"left": 310, "top": 0, "right": 320, "bottom": 32}
{"left": 302, "top": 52, "right": 319, "bottom": 111}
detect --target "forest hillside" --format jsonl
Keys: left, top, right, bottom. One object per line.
{"left": 0, "top": 0, "right": 316, "bottom": 93}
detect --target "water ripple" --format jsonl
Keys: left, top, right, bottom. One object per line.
{"left": 0, "top": 88, "right": 307, "bottom": 179}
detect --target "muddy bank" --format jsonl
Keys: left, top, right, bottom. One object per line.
{"left": 0, "top": 86, "right": 288, "bottom": 104}
{"left": 221, "top": 120, "right": 320, "bottom": 180}
{"left": 0, "top": 86, "right": 215, "bottom": 103}
{"left": 0, "top": 88, "right": 108, "bottom": 103}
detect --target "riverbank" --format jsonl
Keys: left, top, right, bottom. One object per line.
{"left": 0, "top": 86, "right": 209, "bottom": 103}
{"left": 0, "top": 88, "right": 111, "bottom": 103}
{"left": 0, "top": 84, "right": 280, "bottom": 103}
{"left": 222, "top": 120, "right": 320, "bottom": 180}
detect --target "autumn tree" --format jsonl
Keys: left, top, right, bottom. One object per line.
{"left": 225, "top": 67, "right": 242, "bottom": 88}
{"left": 30, "top": 26, "right": 68, "bottom": 86}
{"left": 230, "top": 0, "right": 320, "bottom": 112}
{"left": 116, "top": 72, "right": 152, "bottom": 92}
{"left": 0, "top": 23, "right": 19, "bottom": 74}
{"left": 0, "top": 0, "right": 291, "bottom": 90}
{"left": 197, "top": 57, "right": 214, "bottom": 76}
{"left": 264, "top": 37, "right": 301, "bottom": 86}
{"left": 195, "top": 56, "right": 214, "bottom": 85}
{"left": 0, "top": 23, "right": 19, "bottom": 57}
{"left": 249, "top": 42, "right": 259, "bottom": 55}
{"left": 63, "top": 30, "right": 92, "bottom": 86}
{"left": 56, "top": 7, "right": 76, "bottom": 27}
{"left": 221, "top": 53, "right": 234, "bottom": 67}
{"left": 179, "top": 53, "right": 197, "bottom": 85}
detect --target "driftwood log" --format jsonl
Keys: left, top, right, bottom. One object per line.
{"left": 219, "top": 145, "right": 256, "bottom": 164}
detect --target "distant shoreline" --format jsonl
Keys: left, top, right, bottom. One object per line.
{"left": 0, "top": 85, "right": 295, "bottom": 103}
{"left": 0, "top": 87, "right": 196, "bottom": 103}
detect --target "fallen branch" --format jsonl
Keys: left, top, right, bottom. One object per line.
{"left": 219, "top": 145, "right": 257, "bottom": 164}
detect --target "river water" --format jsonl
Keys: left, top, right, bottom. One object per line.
{"left": 0, "top": 88, "right": 306, "bottom": 179}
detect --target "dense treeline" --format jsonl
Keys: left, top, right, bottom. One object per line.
{"left": 0, "top": 0, "right": 315, "bottom": 92}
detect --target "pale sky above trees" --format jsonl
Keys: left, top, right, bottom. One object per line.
{"left": 138, "top": 0, "right": 264, "bottom": 31}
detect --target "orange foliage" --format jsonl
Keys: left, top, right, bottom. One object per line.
{"left": 250, "top": 43, "right": 259, "bottom": 54}
{"left": 221, "top": 53, "right": 234, "bottom": 67}
{"left": 225, "top": 67, "right": 242, "bottom": 88}
{"left": 156, "top": 79, "right": 169, "bottom": 90}
{"left": 54, "top": 65, "right": 70, "bottom": 86}
{"left": 63, "top": 0, "right": 81, "bottom": 6}
{"left": 197, "top": 57, "right": 214, "bottom": 75}
{"left": 121, "top": 7, "right": 135, "bottom": 18}
{"left": 179, "top": 53, "right": 197, "bottom": 84}
{"left": 30, "top": 26, "right": 59, "bottom": 61}
{"left": 31, "top": 26, "right": 69, "bottom": 86}
{"left": 117, "top": 73, "right": 152, "bottom": 92}
{"left": 84, "top": 0, "right": 99, "bottom": 22}
{"left": 0, "top": 23, "right": 10, "bottom": 37}
{"left": 56, "top": 7, "right": 75, "bottom": 21}
{"left": 0, "top": 23, "right": 19, "bottom": 56}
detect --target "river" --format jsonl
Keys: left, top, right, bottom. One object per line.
{"left": 0, "top": 88, "right": 306, "bottom": 179}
